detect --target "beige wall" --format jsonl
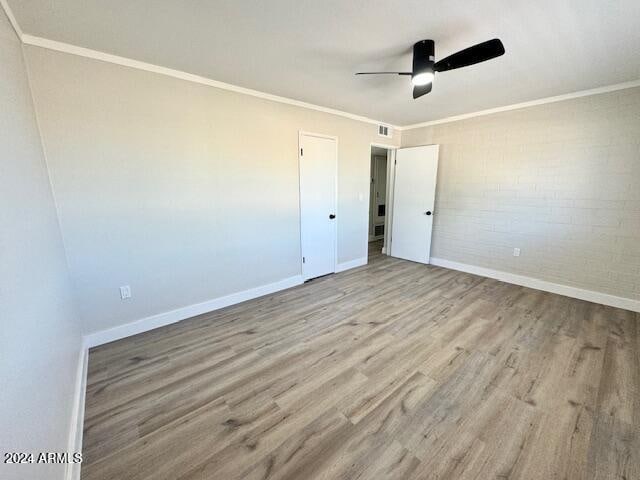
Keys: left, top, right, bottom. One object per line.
{"left": 24, "top": 45, "right": 399, "bottom": 335}
{"left": 0, "top": 10, "right": 81, "bottom": 480}
{"left": 16, "top": 36, "right": 639, "bottom": 347}
{"left": 401, "top": 87, "right": 640, "bottom": 302}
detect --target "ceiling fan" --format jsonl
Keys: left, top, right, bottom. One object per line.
{"left": 356, "top": 38, "right": 505, "bottom": 99}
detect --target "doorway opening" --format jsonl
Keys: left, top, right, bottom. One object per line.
{"left": 368, "top": 145, "right": 393, "bottom": 259}
{"left": 368, "top": 143, "right": 439, "bottom": 264}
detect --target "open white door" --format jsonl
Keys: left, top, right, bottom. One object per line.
{"left": 391, "top": 145, "right": 439, "bottom": 264}
{"left": 299, "top": 133, "right": 337, "bottom": 280}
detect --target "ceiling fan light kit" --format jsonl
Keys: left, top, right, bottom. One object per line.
{"left": 356, "top": 38, "right": 505, "bottom": 99}
{"left": 411, "top": 39, "right": 435, "bottom": 86}
{"left": 411, "top": 72, "right": 434, "bottom": 86}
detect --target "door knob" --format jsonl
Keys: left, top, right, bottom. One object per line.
{"left": 329, "top": 214, "right": 336, "bottom": 219}
{"left": 425, "top": 211, "right": 432, "bottom": 216}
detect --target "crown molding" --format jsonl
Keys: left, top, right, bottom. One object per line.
{"left": 1, "top": 0, "right": 394, "bottom": 128}
{"left": 0, "top": 0, "right": 22, "bottom": 38}
{"left": 4, "top": 0, "right": 639, "bottom": 132}
{"left": 20, "top": 33, "right": 395, "bottom": 128}
{"left": 397, "top": 79, "right": 640, "bottom": 130}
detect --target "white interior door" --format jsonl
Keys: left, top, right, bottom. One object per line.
{"left": 299, "top": 133, "right": 337, "bottom": 280}
{"left": 391, "top": 145, "right": 439, "bottom": 264}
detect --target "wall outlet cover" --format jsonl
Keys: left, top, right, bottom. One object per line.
{"left": 120, "top": 285, "right": 132, "bottom": 299}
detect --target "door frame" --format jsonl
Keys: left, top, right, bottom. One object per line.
{"left": 370, "top": 142, "right": 397, "bottom": 255}
{"left": 298, "top": 131, "right": 339, "bottom": 279}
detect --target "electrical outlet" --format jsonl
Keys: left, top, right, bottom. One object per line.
{"left": 513, "top": 248, "right": 521, "bottom": 257}
{"left": 120, "top": 285, "right": 132, "bottom": 299}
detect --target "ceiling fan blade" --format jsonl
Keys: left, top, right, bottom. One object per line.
{"left": 413, "top": 82, "right": 432, "bottom": 99}
{"left": 434, "top": 39, "right": 505, "bottom": 72}
{"left": 355, "top": 72, "right": 412, "bottom": 76}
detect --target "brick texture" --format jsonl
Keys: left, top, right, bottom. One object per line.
{"left": 400, "top": 87, "right": 640, "bottom": 301}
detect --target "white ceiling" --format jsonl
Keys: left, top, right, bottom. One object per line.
{"left": 8, "top": 0, "right": 640, "bottom": 126}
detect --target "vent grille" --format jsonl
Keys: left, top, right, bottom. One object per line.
{"left": 374, "top": 224, "right": 384, "bottom": 236}
{"left": 378, "top": 125, "right": 392, "bottom": 138}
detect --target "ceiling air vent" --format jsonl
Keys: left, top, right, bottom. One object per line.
{"left": 378, "top": 124, "right": 392, "bottom": 138}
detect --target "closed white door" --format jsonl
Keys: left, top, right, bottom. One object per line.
{"left": 391, "top": 145, "right": 439, "bottom": 264}
{"left": 299, "top": 133, "right": 337, "bottom": 280}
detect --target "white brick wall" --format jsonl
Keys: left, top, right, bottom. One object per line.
{"left": 401, "top": 87, "right": 640, "bottom": 301}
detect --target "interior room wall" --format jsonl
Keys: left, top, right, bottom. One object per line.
{"left": 0, "top": 10, "right": 81, "bottom": 480}
{"left": 23, "top": 45, "right": 400, "bottom": 336}
{"left": 401, "top": 86, "right": 640, "bottom": 303}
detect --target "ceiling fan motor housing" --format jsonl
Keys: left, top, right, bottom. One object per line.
{"left": 354, "top": 37, "right": 504, "bottom": 99}
{"left": 413, "top": 40, "right": 435, "bottom": 77}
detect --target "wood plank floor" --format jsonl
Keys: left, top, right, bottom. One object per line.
{"left": 82, "top": 241, "right": 639, "bottom": 480}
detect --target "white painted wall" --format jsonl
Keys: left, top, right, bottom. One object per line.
{"left": 23, "top": 45, "right": 399, "bottom": 335}
{"left": 401, "top": 87, "right": 640, "bottom": 302}
{"left": 0, "top": 10, "right": 81, "bottom": 480}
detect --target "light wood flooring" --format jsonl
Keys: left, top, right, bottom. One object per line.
{"left": 82, "top": 240, "right": 639, "bottom": 479}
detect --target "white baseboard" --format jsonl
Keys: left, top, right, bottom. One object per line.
{"left": 68, "top": 273, "right": 303, "bottom": 479}
{"left": 336, "top": 257, "right": 368, "bottom": 273}
{"left": 64, "top": 255, "right": 637, "bottom": 480}
{"left": 83, "top": 257, "right": 375, "bottom": 349}
{"left": 430, "top": 257, "right": 640, "bottom": 313}
{"left": 83, "top": 275, "right": 303, "bottom": 348}
{"left": 64, "top": 256, "right": 386, "bottom": 478}
{"left": 66, "top": 344, "right": 88, "bottom": 480}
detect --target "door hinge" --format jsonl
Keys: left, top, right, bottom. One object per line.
{"left": 302, "top": 256, "right": 306, "bottom": 263}
{"left": 300, "top": 148, "right": 303, "bottom": 156}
